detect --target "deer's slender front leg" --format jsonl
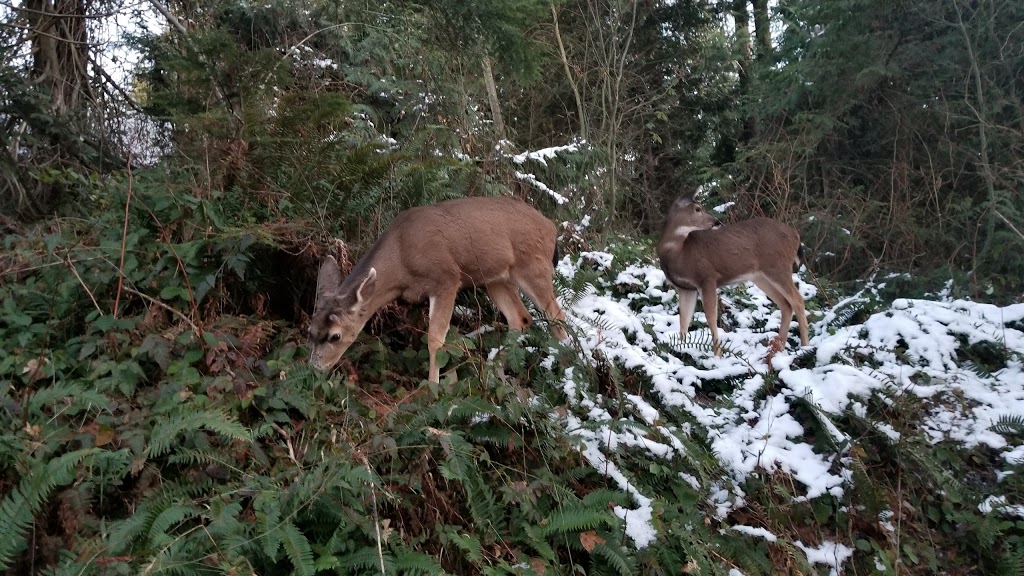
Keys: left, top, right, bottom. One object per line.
{"left": 676, "top": 288, "right": 697, "bottom": 340}
{"left": 427, "top": 291, "right": 457, "bottom": 383}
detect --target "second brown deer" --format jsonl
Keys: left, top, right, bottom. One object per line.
{"left": 656, "top": 197, "right": 810, "bottom": 356}
{"left": 308, "top": 196, "right": 568, "bottom": 383}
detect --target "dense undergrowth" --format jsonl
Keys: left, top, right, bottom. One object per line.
{"left": 0, "top": 176, "right": 713, "bottom": 575}
{"left": 2, "top": 171, "right": 1023, "bottom": 575}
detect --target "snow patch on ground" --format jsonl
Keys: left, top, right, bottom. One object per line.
{"left": 543, "top": 251, "right": 1024, "bottom": 565}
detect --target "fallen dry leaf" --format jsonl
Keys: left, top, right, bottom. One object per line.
{"left": 579, "top": 530, "right": 605, "bottom": 552}
{"left": 94, "top": 424, "right": 115, "bottom": 447}
{"left": 21, "top": 357, "right": 47, "bottom": 382}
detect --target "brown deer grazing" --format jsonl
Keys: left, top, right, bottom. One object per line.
{"left": 308, "top": 196, "right": 569, "bottom": 383}
{"left": 656, "top": 197, "right": 810, "bottom": 356}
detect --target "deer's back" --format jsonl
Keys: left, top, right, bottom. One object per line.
{"left": 665, "top": 217, "right": 800, "bottom": 287}
{"left": 385, "top": 196, "right": 556, "bottom": 287}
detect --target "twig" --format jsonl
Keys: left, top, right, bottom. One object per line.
{"left": 122, "top": 286, "right": 201, "bottom": 336}
{"left": 62, "top": 251, "right": 102, "bottom": 314}
{"left": 270, "top": 423, "right": 300, "bottom": 466}
{"left": 994, "top": 210, "right": 1024, "bottom": 242}
{"left": 134, "top": 198, "right": 202, "bottom": 325}
{"left": 363, "top": 458, "right": 386, "bottom": 575}
{"left": 113, "top": 156, "right": 133, "bottom": 317}
{"left": 258, "top": 21, "right": 372, "bottom": 89}
{"left": 0, "top": 21, "right": 104, "bottom": 45}
{"left": 88, "top": 53, "right": 146, "bottom": 114}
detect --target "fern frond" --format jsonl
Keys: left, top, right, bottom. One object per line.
{"left": 147, "top": 504, "right": 203, "bottom": 548}
{"left": 592, "top": 537, "right": 635, "bottom": 575}
{"left": 146, "top": 409, "right": 252, "bottom": 459}
{"left": 254, "top": 489, "right": 284, "bottom": 560}
{"left": 445, "top": 529, "right": 485, "bottom": 564}
{"left": 27, "top": 382, "right": 111, "bottom": 415}
{"left": 444, "top": 397, "right": 498, "bottom": 424}
{"left": 0, "top": 448, "right": 102, "bottom": 570}
{"left": 827, "top": 300, "right": 865, "bottom": 330}
{"left": 992, "top": 414, "right": 1024, "bottom": 437}
{"left": 106, "top": 478, "right": 218, "bottom": 556}
{"left": 582, "top": 489, "right": 630, "bottom": 509}
{"left": 281, "top": 521, "right": 315, "bottom": 576}
{"left": 540, "top": 507, "right": 615, "bottom": 537}
{"left": 106, "top": 499, "right": 159, "bottom": 555}
{"left": 164, "top": 447, "right": 232, "bottom": 468}
{"left": 522, "top": 523, "right": 557, "bottom": 562}
{"left": 393, "top": 546, "right": 444, "bottom": 575}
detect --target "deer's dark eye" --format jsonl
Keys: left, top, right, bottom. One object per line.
{"left": 329, "top": 333, "right": 342, "bottom": 343}
{"left": 695, "top": 206, "right": 702, "bottom": 212}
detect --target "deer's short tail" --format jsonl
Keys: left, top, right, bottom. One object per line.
{"left": 794, "top": 243, "right": 805, "bottom": 272}
{"left": 552, "top": 241, "right": 560, "bottom": 267}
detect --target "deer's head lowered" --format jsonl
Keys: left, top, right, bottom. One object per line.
{"left": 308, "top": 257, "right": 377, "bottom": 371}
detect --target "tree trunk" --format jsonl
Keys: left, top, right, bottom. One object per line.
{"left": 551, "top": 3, "right": 587, "bottom": 139}
{"left": 751, "top": 0, "right": 771, "bottom": 60}
{"left": 26, "top": 0, "right": 93, "bottom": 115}
{"left": 732, "top": 0, "right": 753, "bottom": 147}
{"left": 481, "top": 55, "right": 507, "bottom": 143}
{"left": 732, "top": 0, "right": 752, "bottom": 88}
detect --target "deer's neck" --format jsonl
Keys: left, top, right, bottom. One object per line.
{"left": 657, "top": 230, "right": 703, "bottom": 290}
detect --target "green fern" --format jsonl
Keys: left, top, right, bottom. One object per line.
{"left": 27, "top": 382, "right": 111, "bottom": 415}
{"left": 540, "top": 507, "right": 616, "bottom": 537}
{"left": 0, "top": 448, "right": 108, "bottom": 570}
{"left": 281, "top": 521, "right": 316, "bottom": 576}
{"left": 992, "top": 414, "right": 1024, "bottom": 438}
{"left": 146, "top": 408, "right": 252, "bottom": 458}
{"left": 592, "top": 537, "right": 635, "bottom": 575}
{"left": 255, "top": 489, "right": 285, "bottom": 560}
{"left": 998, "top": 543, "right": 1024, "bottom": 576}
{"left": 105, "top": 479, "right": 219, "bottom": 556}
{"left": 664, "top": 330, "right": 743, "bottom": 360}
{"left": 146, "top": 504, "right": 203, "bottom": 548}
{"left": 582, "top": 489, "right": 630, "bottom": 509}
{"left": 445, "top": 528, "right": 486, "bottom": 564}
{"left": 106, "top": 498, "right": 159, "bottom": 555}
{"left": 392, "top": 545, "right": 445, "bottom": 575}
{"left": 521, "top": 523, "right": 557, "bottom": 562}
{"left": 335, "top": 547, "right": 389, "bottom": 573}
{"left": 826, "top": 300, "right": 866, "bottom": 330}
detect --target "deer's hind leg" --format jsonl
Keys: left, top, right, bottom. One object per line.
{"left": 755, "top": 271, "right": 810, "bottom": 348}
{"left": 784, "top": 278, "right": 809, "bottom": 346}
{"left": 515, "top": 264, "right": 568, "bottom": 341}
{"left": 699, "top": 283, "right": 723, "bottom": 356}
{"left": 486, "top": 282, "right": 532, "bottom": 330}
{"left": 752, "top": 275, "right": 794, "bottom": 348}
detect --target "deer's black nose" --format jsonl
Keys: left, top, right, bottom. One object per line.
{"left": 712, "top": 219, "right": 723, "bottom": 229}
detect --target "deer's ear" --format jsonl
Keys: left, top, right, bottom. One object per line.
{"left": 316, "top": 256, "right": 342, "bottom": 305}
{"left": 355, "top": 268, "right": 377, "bottom": 305}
